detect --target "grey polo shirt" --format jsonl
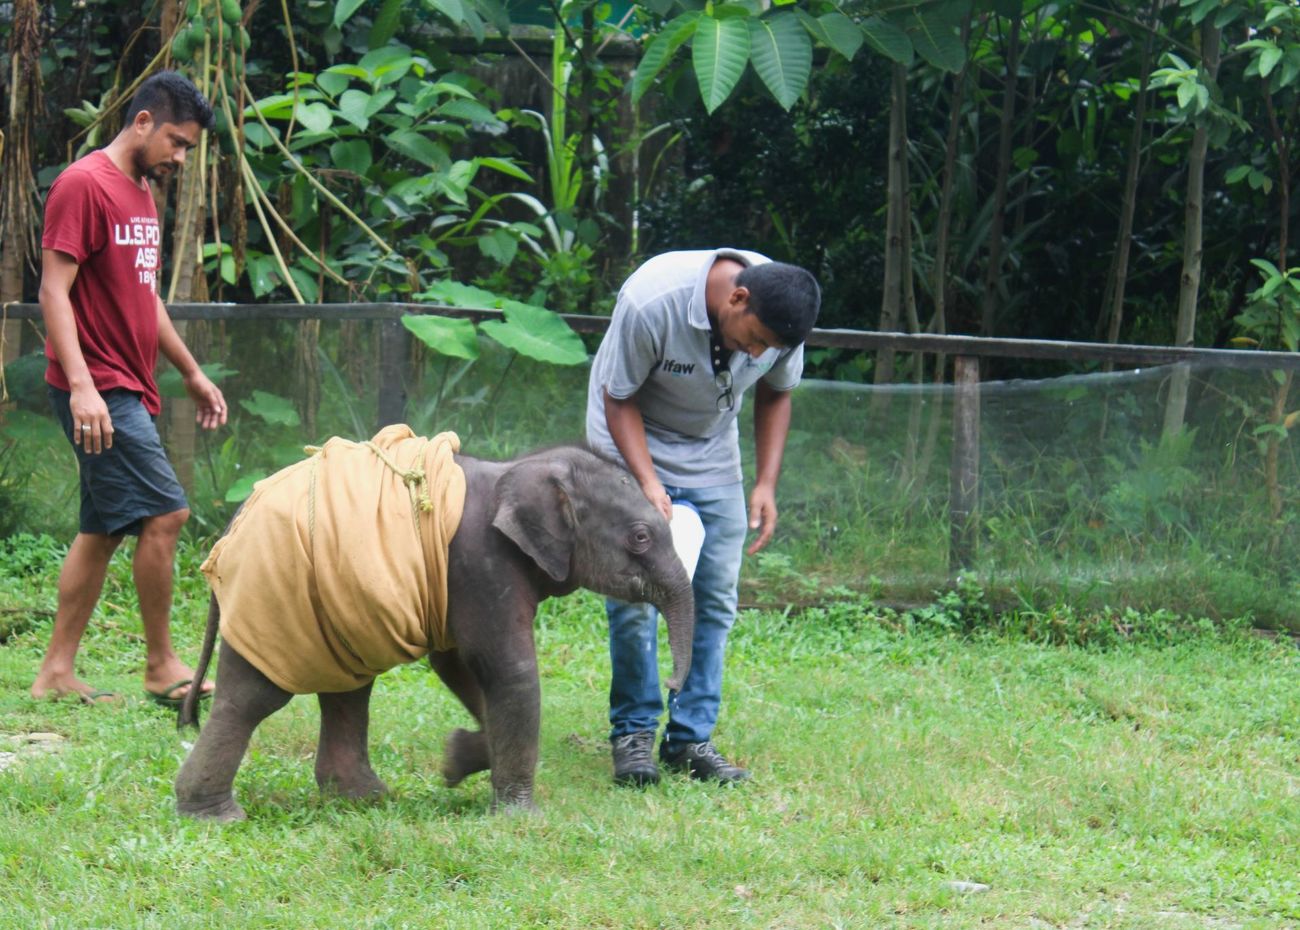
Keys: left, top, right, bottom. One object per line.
{"left": 585, "top": 249, "right": 804, "bottom": 487}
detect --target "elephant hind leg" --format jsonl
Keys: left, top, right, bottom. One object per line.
{"left": 316, "top": 684, "right": 388, "bottom": 800}
{"left": 442, "top": 727, "right": 490, "bottom": 786}
{"left": 175, "top": 641, "right": 292, "bottom": 821}
{"left": 429, "top": 650, "right": 490, "bottom": 786}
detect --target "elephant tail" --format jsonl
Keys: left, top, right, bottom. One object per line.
{"left": 178, "top": 593, "right": 221, "bottom": 731}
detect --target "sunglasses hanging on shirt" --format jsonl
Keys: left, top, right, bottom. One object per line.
{"left": 709, "top": 329, "right": 735, "bottom": 412}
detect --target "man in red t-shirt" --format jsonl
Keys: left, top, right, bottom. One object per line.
{"left": 30, "top": 71, "right": 226, "bottom": 708}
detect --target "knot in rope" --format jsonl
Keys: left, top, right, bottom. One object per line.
{"left": 364, "top": 439, "right": 434, "bottom": 521}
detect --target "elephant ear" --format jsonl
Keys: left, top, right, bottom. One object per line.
{"left": 491, "top": 457, "right": 578, "bottom": 582}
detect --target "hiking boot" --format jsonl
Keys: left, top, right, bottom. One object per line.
{"left": 660, "top": 740, "right": 751, "bottom": 783}
{"left": 611, "top": 730, "right": 660, "bottom": 786}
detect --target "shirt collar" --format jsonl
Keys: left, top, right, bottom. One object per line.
{"left": 689, "top": 249, "right": 756, "bottom": 332}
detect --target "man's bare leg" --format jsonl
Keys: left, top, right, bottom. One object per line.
{"left": 135, "top": 508, "right": 212, "bottom": 699}
{"left": 30, "top": 532, "right": 123, "bottom": 700}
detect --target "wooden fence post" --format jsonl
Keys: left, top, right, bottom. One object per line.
{"left": 376, "top": 317, "right": 408, "bottom": 430}
{"left": 948, "top": 355, "right": 980, "bottom": 574}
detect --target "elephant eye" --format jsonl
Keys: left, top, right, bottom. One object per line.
{"left": 628, "top": 524, "right": 653, "bottom": 553}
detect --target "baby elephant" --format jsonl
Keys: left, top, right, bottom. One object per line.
{"left": 174, "top": 426, "right": 694, "bottom": 820}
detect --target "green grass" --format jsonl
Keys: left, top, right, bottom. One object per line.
{"left": 1, "top": 543, "right": 1298, "bottom": 928}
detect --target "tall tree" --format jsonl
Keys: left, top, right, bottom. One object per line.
{"left": 0, "top": 0, "right": 42, "bottom": 373}
{"left": 1163, "top": 19, "right": 1221, "bottom": 437}
{"left": 978, "top": 11, "right": 1021, "bottom": 338}
{"left": 1103, "top": 0, "right": 1161, "bottom": 356}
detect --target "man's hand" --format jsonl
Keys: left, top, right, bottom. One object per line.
{"left": 70, "top": 385, "right": 112, "bottom": 454}
{"left": 641, "top": 478, "right": 673, "bottom": 523}
{"left": 747, "top": 484, "right": 778, "bottom": 555}
{"left": 184, "top": 370, "right": 228, "bottom": 430}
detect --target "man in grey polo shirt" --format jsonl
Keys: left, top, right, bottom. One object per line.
{"left": 586, "top": 249, "right": 821, "bottom": 785}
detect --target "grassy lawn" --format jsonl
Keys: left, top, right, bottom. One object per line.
{"left": 0, "top": 544, "right": 1298, "bottom": 929}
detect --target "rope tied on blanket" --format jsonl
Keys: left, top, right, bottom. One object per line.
{"left": 364, "top": 437, "right": 435, "bottom": 518}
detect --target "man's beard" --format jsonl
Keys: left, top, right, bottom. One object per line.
{"left": 135, "top": 151, "right": 174, "bottom": 183}
{"left": 144, "top": 163, "right": 174, "bottom": 182}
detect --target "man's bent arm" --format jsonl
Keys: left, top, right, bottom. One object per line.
{"left": 604, "top": 388, "right": 672, "bottom": 521}
{"left": 748, "top": 380, "right": 793, "bottom": 554}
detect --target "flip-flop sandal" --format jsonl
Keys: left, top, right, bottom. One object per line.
{"left": 77, "top": 689, "right": 120, "bottom": 706}
{"left": 145, "top": 679, "right": 212, "bottom": 709}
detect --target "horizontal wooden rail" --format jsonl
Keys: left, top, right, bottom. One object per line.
{"left": 5, "top": 301, "right": 1299, "bottom": 370}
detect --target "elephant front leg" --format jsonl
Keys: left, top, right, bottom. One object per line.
{"left": 479, "top": 659, "right": 542, "bottom": 813}
{"left": 175, "top": 641, "right": 292, "bottom": 821}
{"left": 316, "top": 684, "right": 388, "bottom": 800}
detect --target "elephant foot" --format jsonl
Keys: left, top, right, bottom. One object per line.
{"left": 442, "top": 727, "right": 490, "bottom": 787}
{"left": 316, "top": 769, "right": 389, "bottom": 800}
{"left": 176, "top": 794, "right": 247, "bottom": 823}
{"left": 490, "top": 786, "right": 538, "bottom": 815}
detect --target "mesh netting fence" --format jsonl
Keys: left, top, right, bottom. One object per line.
{"left": 2, "top": 317, "right": 1296, "bottom": 628}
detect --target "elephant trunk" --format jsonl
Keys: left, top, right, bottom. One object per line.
{"left": 658, "top": 573, "right": 695, "bottom": 693}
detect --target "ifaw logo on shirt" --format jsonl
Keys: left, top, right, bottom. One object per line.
{"left": 658, "top": 358, "right": 697, "bottom": 377}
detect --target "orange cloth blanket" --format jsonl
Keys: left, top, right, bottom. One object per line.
{"left": 201, "top": 426, "right": 466, "bottom": 694}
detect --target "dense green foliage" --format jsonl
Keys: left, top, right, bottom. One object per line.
{"left": 2, "top": 0, "right": 1300, "bottom": 354}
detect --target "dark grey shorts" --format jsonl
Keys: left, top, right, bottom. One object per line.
{"left": 49, "top": 387, "right": 189, "bottom": 537}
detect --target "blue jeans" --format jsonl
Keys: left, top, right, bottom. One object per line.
{"left": 607, "top": 482, "right": 746, "bottom": 751}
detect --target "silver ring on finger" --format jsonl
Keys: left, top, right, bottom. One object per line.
{"left": 80, "top": 424, "right": 91, "bottom": 432}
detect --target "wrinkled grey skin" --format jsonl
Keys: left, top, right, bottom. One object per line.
{"left": 173, "top": 445, "right": 694, "bottom": 821}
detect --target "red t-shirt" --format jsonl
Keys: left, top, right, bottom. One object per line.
{"left": 43, "top": 150, "right": 164, "bottom": 414}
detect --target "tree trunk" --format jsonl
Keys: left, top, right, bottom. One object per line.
{"left": 873, "top": 62, "right": 909, "bottom": 400}
{"left": 1162, "top": 21, "right": 1220, "bottom": 438}
{"left": 162, "top": 51, "right": 210, "bottom": 493}
{"left": 1103, "top": 2, "right": 1158, "bottom": 355}
{"left": 911, "top": 11, "right": 972, "bottom": 504}
{"left": 1, "top": 0, "right": 43, "bottom": 375}
{"left": 1262, "top": 91, "right": 1292, "bottom": 539}
{"left": 978, "top": 16, "right": 1021, "bottom": 339}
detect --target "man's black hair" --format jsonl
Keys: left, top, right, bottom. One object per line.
{"left": 737, "top": 262, "right": 821, "bottom": 347}
{"left": 123, "top": 71, "right": 215, "bottom": 131}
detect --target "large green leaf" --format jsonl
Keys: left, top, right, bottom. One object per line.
{"left": 632, "top": 12, "right": 701, "bottom": 104}
{"left": 478, "top": 228, "right": 518, "bottom": 265}
{"left": 437, "top": 98, "right": 504, "bottom": 130}
{"left": 693, "top": 15, "right": 750, "bottom": 114}
{"left": 224, "top": 472, "right": 267, "bottom": 504}
{"left": 358, "top": 46, "right": 418, "bottom": 86}
{"left": 334, "top": 0, "right": 366, "bottom": 28}
{"left": 385, "top": 129, "right": 451, "bottom": 171}
{"left": 240, "top": 390, "right": 301, "bottom": 427}
{"left": 417, "top": 281, "right": 503, "bottom": 307}
{"left": 859, "top": 15, "right": 913, "bottom": 65}
{"left": 295, "top": 102, "right": 333, "bottom": 133}
{"left": 479, "top": 303, "right": 587, "bottom": 366}
{"left": 748, "top": 13, "right": 812, "bottom": 110}
{"left": 402, "top": 314, "right": 481, "bottom": 360}
{"left": 330, "top": 138, "right": 372, "bottom": 176}
{"left": 425, "top": 0, "right": 467, "bottom": 25}
{"left": 158, "top": 362, "right": 239, "bottom": 400}
{"left": 795, "top": 10, "right": 864, "bottom": 62}
{"left": 316, "top": 70, "right": 350, "bottom": 98}
{"left": 895, "top": 2, "right": 964, "bottom": 73}
{"left": 336, "top": 89, "right": 371, "bottom": 129}
{"left": 369, "top": 0, "right": 404, "bottom": 49}
{"left": 244, "top": 93, "right": 297, "bottom": 120}
{"left": 365, "top": 90, "right": 397, "bottom": 118}
{"left": 478, "top": 156, "right": 533, "bottom": 182}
